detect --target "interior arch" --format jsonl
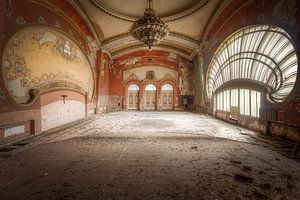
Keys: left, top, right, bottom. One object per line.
{"left": 206, "top": 25, "right": 298, "bottom": 103}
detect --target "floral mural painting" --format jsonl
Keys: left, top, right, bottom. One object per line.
{"left": 2, "top": 26, "right": 95, "bottom": 104}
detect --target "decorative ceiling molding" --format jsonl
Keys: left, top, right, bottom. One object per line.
{"left": 111, "top": 44, "right": 192, "bottom": 60}
{"left": 169, "top": 32, "right": 199, "bottom": 45}
{"left": 88, "top": 0, "right": 210, "bottom": 22}
{"left": 101, "top": 32, "right": 199, "bottom": 59}
{"left": 102, "top": 32, "right": 199, "bottom": 46}
{"left": 102, "top": 33, "right": 132, "bottom": 46}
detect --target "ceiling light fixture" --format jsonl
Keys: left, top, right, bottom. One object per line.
{"left": 130, "top": 0, "right": 170, "bottom": 49}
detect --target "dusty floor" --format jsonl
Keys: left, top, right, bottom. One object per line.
{"left": 0, "top": 111, "right": 300, "bottom": 200}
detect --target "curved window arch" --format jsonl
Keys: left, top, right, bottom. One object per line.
{"left": 128, "top": 84, "right": 139, "bottom": 91}
{"left": 206, "top": 25, "right": 298, "bottom": 102}
{"left": 145, "top": 84, "right": 157, "bottom": 91}
{"left": 162, "top": 84, "right": 174, "bottom": 91}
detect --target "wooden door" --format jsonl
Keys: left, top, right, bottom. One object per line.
{"left": 128, "top": 91, "right": 139, "bottom": 110}
{"left": 144, "top": 90, "right": 156, "bottom": 110}
{"left": 161, "top": 91, "right": 173, "bottom": 110}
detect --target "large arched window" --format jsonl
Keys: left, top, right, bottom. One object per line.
{"left": 128, "top": 84, "right": 139, "bottom": 91}
{"left": 207, "top": 25, "right": 298, "bottom": 102}
{"left": 162, "top": 84, "right": 174, "bottom": 91}
{"left": 145, "top": 84, "right": 157, "bottom": 91}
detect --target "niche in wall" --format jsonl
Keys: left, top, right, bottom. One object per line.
{"left": 2, "top": 26, "right": 95, "bottom": 105}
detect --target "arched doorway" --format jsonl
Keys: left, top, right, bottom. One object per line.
{"left": 144, "top": 84, "right": 157, "bottom": 110}
{"left": 127, "top": 84, "right": 140, "bottom": 110}
{"left": 161, "top": 83, "right": 174, "bottom": 110}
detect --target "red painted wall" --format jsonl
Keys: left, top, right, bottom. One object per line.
{"left": 0, "top": 0, "right": 96, "bottom": 139}
{"left": 107, "top": 50, "right": 190, "bottom": 110}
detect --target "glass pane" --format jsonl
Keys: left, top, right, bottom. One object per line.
{"left": 145, "top": 84, "right": 156, "bottom": 91}
{"left": 226, "top": 90, "right": 230, "bottom": 111}
{"left": 162, "top": 84, "right": 173, "bottom": 91}
{"left": 128, "top": 84, "right": 139, "bottom": 91}
{"left": 257, "top": 92, "right": 261, "bottom": 117}
{"left": 220, "top": 92, "right": 223, "bottom": 110}
{"left": 239, "top": 89, "right": 245, "bottom": 115}
{"left": 244, "top": 89, "right": 250, "bottom": 116}
{"left": 223, "top": 91, "right": 226, "bottom": 111}
{"left": 231, "top": 89, "right": 238, "bottom": 107}
{"left": 251, "top": 90, "right": 257, "bottom": 117}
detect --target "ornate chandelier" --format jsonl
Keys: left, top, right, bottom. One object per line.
{"left": 130, "top": 0, "right": 170, "bottom": 49}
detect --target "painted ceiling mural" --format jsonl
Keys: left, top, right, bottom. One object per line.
{"left": 2, "top": 26, "right": 94, "bottom": 105}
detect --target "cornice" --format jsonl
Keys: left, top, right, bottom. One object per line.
{"left": 101, "top": 32, "right": 200, "bottom": 57}
{"left": 88, "top": 0, "right": 210, "bottom": 22}
{"left": 102, "top": 32, "right": 199, "bottom": 46}
{"left": 111, "top": 44, "right": 192, "bottom": 60}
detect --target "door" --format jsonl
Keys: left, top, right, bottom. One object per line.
{"left": 127, "top": 84, "right": 139, "bottom": 110}
{"left": 144, "top": 84, "right": 157, "bottom": 110}
{"left": 161, "top": 84, "right": 174, "bottom": 110}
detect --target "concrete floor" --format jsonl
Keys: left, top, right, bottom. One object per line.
{"left": 0, "top": 111, "right": 300, "bottom": 200}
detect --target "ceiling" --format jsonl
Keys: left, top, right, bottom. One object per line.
{"left": 92, "top": 0, "right": 201, "bottom": 18}
{"left": 72, "top": 0, "right": 222, "bottom": 59}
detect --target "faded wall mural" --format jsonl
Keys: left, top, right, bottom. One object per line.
{"left": 2, "top": 26, "right": 94, "bottom": 104}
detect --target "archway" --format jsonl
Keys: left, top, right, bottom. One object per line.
{"left": 127, "top": 84, "right": 140, "bottom": 110}
{"left": 144, "top": 84, "right": 157, "bottom": 110}
{"left": 206, "top": 25, "right": 298, "bottom": 103}
{"left": 161, "top": 83, "right": 174, "bottom": 110}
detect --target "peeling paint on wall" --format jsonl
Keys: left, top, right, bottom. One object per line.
{"left": 41, "top": 100, "right": 85, "bottom": 132}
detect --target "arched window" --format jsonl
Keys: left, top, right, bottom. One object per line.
{"left": 128, "top": 84, "right": 139, "bottom": 91}
{"left": 145, "top": 84, "right": 157, "bottom": 91}
{"left": 207, "top": 25, "right": 298, "bottom": 103}
{"left": 162, "top": 84, "right": 174, "bottom": 91}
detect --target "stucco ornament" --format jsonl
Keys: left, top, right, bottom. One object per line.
{"left": 120, "top": 57, "right": 141, "bottom": 67}
{"left": 16, "top": 16, "right": 26, "bottom": 25}
{"left": 5, "top": 0, "right": 13, "bottom": 18}
{"left": 161, "top": 73, "right": 176, "bottom": 82}
{"left": 0, "top": 88, "right": 6, "bottom": 100}
{"left": 55, "top": 21, "right": 61, "bottom": 28}
{"left": 124, "top": 73, "right": 138, "bottom": 83}
{"left": 38, "top": 16, "right": 46, "bottom": 24}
